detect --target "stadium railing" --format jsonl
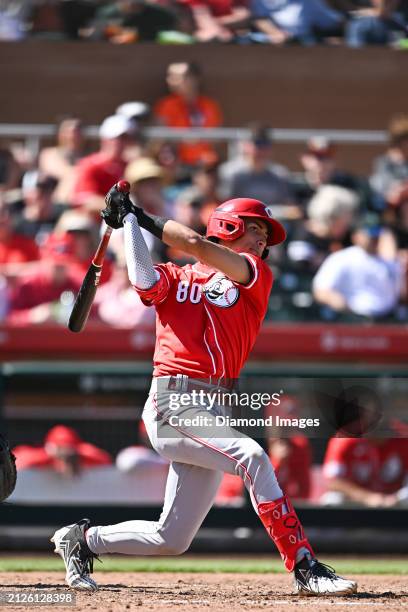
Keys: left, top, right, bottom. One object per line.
{"left": 0, "top": 124, "right": 388, "bottom": 157}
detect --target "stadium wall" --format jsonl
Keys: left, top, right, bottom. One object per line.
{"left": 0, "top": 44, "right": 406, "bottom": 173}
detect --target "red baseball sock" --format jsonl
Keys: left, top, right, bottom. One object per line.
{"left": 258, "top": 495, "right": 314, "bottom": 571}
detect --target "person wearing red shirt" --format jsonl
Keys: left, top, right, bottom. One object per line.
{"left": 0, "top": 198, "right": 39, "bottom": 270}
{"left": 52, "top": 191, "right": 356, "bottom": 596}
{"left": 179, "top": 0, "right": 250, "bottom": 41}
{"left": 13, "top": 425, "right": 112, "bottom": 477}
{"left": 268, "top": 436, "right": 312, "bottom": 500}
{"left": 7, "top": 253, "right": 82, "bottom": 325}
{"left": 72, "top": 115, "right": 135, "bottom": 213}
{"left": 154, "top": 62, "right": 222, "bottom": 166}
{"left": 323, "top": 436, "right": 408, "bottom": 507}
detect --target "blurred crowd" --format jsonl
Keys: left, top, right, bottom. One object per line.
{"left": 1, "top": 60, "right": 408, "bottom": 325}
{"left": 12, "top": 416, "right": 408, "bottom": 507}
{"left": 0, "top": 0, "right": 408, "bottom": 46}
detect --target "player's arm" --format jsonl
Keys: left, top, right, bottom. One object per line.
{"left": 162, "top": 220, "right": 251, "bottom": 284}
{"left": 101, "top": 190, "right": 159, "bottom": 291}
{"left": 101, "top": 187, "right": 174, "bottom": 306}
{"left": 102, "top": 191, "right": 251, "bottom": 285}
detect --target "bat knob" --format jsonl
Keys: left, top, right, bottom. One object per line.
{"left": 116, "top": 180, "right": 130, "bottom": 194}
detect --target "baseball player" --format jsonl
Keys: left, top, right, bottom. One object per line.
{"left": 52, "top": 192, "right": 357, "bottom": 596}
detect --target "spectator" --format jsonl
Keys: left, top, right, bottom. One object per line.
{"left": 293, "top": 137, "right": 374, "bottom": 209}
{"left": 322, "top": 436, "right": 408, "bottom": 507}
{"left": 83, "top": 0, "right": 177, "bottom": 43}
{"left": 13, "top": 172, "right": 60, "bottom": 246}
{"left": 345, "top": 0, "right": 407, "bottom": 47}
{"left": 286, "top": 185, "right": 359, "bottom": 273}
{"left": 116, "top": 100, "right": 150, "bottom": 163}
{"left": 250, "top": 0, "right": 343, "bottom": 45}
{"left": 38, "top": 117, "right": 87, "bottom": 206}
{"left": 0, "top": 197, "right": 39, "bottom": 271}
{"left": 72, "top": 114, "right": 135, "bottom": 213}
{"left": 0, "top": 144, "right": 22, "bottom": 191}
{"left": 154, "top": 61, "right": 222, "bottom": 166}
{"left": 313, "top": 214, "right": 402, "bottom": 320}
{"left": 218, "top": 124, "right": 294, "bottom": 208}
{"left": 0, "top": 274, "right": 10, "bottom": 321}
{"left": 45, "top": 209, "right": 113, "bottom": 283}
{"left": 370, "top": 113, "right": 408, "bottom": 207}
{"left": 125, "top": 156, "right": 166, "bottom": 216}
{"left": 0, "top": 0, "right": 32, "bottom": 40}
{"left": 179, "top": 0, "right": 250, "bottom": 42}
{"left": 125, "top": 156, "right": 167, "bottom": 258}
{"left": 116, "top": 421, "right": 168, "bottom": 472}
{"left": 7, "top": 249, "right": 82, "bottom": 325}
{"left": 173, "top": 155, "right": 221, "bottom": 231}
{"left": 58, "top": 0, "right": 98, "bottom": 40}
{"left": 124, "top": 154, "right": 195, "bottom": 265}
{"left": 268, "top": 436, "right": 312, "bottom": 500}
{"left": 13, "top": 425, "right": 112, "bottom": 477}
{"left": 29, "top": 0, "right": 66, "bottom": 39}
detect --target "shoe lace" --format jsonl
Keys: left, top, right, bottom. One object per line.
{"left": 311, "top": 560, "right": 337, "bottom": 579}
{"left": 79, "top": 549, "right": 100, "bottom": 576}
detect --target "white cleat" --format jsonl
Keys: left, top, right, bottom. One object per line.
{"left": 51, "top": 518, "right": 99, "bottom": 592}
{"left": 294, "top": 557, "right": 357, "bottom": 596}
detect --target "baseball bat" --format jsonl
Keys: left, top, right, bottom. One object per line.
{"left": 68, "top": 180, "right": 130, "bottom": 333}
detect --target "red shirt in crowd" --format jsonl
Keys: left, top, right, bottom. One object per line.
{"left": 179, "top": 0, "right": 248, "bottom": 16}
{"left": 323, "top": 437, "right": 408, "bottom": 495}
{"left": 72, "top": 152, "right": 127, "bottom": 206}
{"left": 269, "top": 436, "right": 312, "bottom": 500}
{"left": 137, "top": 254, "right": 273, "bottom": 379}
{"left": 13, "top": 426, "right": 112, "bottom": 470}
{"left": 0, "top": 234, "right": 39, "bottom": 264}
{"left": 7, "top": 262, "right": 82, "bottom": 324}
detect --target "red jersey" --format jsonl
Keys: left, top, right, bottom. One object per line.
{"left": 137, "top": 253, "right": 272, "bottom": 379}
{"left": 72, "top": 152, "right": 127, "bottom": 205}
{"left": 323, "top": 437, "right": 408, "bottom": 495}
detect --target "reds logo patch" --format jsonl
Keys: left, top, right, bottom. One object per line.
{"left": 203, "top": 274, "right": 239, "bottom": 308}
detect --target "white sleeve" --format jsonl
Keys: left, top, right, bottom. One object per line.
{"left": 123, "top": 213, "right": 159, "bottom": 290}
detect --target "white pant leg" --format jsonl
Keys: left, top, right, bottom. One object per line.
{"left": 87, "top": 385, "right": 283, "bottom": 556}
{"left": 145, "top": 389, "right": 283, "bottom": 511}
{"left": 87, "top": 461, "right": 222, "bottom": 555}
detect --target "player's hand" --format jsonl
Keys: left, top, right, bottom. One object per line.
{"left": 101, "top": 181, "right": 135, "bottom": 229}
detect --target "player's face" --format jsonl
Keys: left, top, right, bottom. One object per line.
{"left": 230, "top": 218, "right": 269, "bottom": 257}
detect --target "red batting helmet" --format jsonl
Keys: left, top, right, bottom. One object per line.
{"left": 206, "top": 198, "right": 286, "bottom": 246}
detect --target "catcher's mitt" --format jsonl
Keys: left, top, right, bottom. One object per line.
{"left": 0, "top": 434, "right": 17, "bottom": 503}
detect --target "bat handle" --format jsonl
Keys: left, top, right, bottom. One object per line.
{"left": 93, "top": 226, "right": 113, "bottom": 267}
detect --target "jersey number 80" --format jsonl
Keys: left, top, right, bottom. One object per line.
{"left": 176, "top": 281, "right": 202, "bottom": 304}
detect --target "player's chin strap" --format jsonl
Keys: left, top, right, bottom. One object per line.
{"left": 258, "top": 495, "right": 314, "bottom": 572}
{"left": 123, "top": 213, "right": 160, "bottom": 290}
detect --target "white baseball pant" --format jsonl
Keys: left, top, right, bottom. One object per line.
{"left": 86, "top": 377, "right": 283, "bottom": 556}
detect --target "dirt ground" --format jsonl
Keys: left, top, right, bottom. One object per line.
{"left": 0, "top": 572, "right": 407, "bottom": 611}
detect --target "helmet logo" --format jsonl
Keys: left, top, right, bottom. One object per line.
{"left": 265, "top": 207, "right": 274, "bottom": 218}
{"left": 203, "top": 274, "right": 239, "bottom": 308}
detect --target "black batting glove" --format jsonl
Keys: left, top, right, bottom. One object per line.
{"left": 101, "top": 182, "right": 139, "bottom": 229}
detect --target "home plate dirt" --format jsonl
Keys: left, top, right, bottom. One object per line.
{"left": 0, "top": 573, "right": 407, "bottom": 611}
